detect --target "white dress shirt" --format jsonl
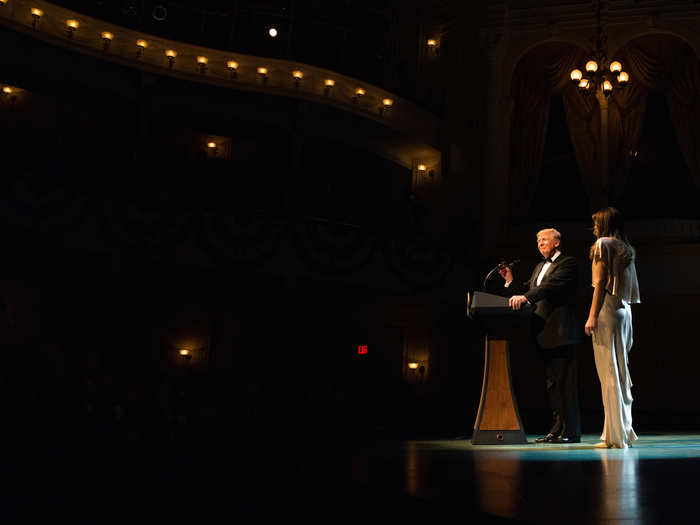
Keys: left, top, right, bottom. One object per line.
{"left": 536, "top": 249, "right": 561, "bottom": 286}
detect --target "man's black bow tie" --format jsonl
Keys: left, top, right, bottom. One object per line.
{"left": 544, "top": 257, "right": 553, "bottom": 263}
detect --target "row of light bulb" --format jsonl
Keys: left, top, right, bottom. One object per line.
{"left": 16, "top": 5, "right": 395, "bottom": 109}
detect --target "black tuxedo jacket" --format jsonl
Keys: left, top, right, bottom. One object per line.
{"left": 508, "top": 254, "right": 581, "bottom": 349}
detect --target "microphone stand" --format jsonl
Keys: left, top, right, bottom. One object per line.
{"left": 482, "top": 265, "right": 502, "bottom": 292}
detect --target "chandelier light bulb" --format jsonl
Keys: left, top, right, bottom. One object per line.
{"left": 585, "top": 60, "right": 598, "bottom": 74}
{"left": 268, "top": 27, "right": 278, "bottom": 38}
{"left": 609, "top": 61, "right": 622, "bottom": 73}
{"left": 570, "top": 69, "right": 582, "bottom": 83}
{"left": 602, "top": 79, "right": 613, "bottom": 95}
{"left": 617, "top": 71, "right": 629, "bottom": 86}
{"left": 578, "top": 78, "right": 590, "bottom": 90}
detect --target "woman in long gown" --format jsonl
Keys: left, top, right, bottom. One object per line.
{"left": 584, "top": 208, "right": 641, "bottom": 449}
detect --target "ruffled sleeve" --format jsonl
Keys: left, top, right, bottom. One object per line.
{"left": 592, "top": 237, "right": 641, "bottom": 304}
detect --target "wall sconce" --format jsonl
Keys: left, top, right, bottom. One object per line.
{"left": 292, "top": 70, "right": 303, "bottom": 87}
{"left": 101, "top": 31, "right": 113, "bottom": 51}
{"left": 426, "top": 38, "right": 440, "bottom": 55}
{"left": 417, "top": 163, "right": 427, "bottom": 175}
{"left": 408, "top": 362, "right": 419, "bottom": 369}
{"left": 165, "top": 49, "right": 176, "bottom": 69}
{"left": 380, "top": 98, "right": 393, "bottom": 115}
{"left": 66, "top": 19, "right": 79, "bottom": 39}
{"left": 136, "top": 39, "right": 148, "bottom": 58}
{"left": 257, "top": 67, "right": 268, "bottom": 85}
{"left": 178, "top": 348, "right": 192, "bottom": 360}
{"left": 2, "top": 86, "right": 16, "bottom": 104}
{"left": 227, "top": 61, "right": 239, "bottom": 79}
{"left": 207, "top": 142, "right": 217, "bottom": 157}
{"left": 31, "top": 8, "right": 43, "bottom": 29}
{"left": 197, "top": 55, "right": 208, "bottom": 74}
{"left": 324, "top": 79, "right": 335, "bottom": 96}
{"left": 353, "top": 87, "right": 365, "bottom": 104}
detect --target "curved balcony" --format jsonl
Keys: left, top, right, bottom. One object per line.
{"left": 0, "top": 0, "right": 440, "bottom": 173}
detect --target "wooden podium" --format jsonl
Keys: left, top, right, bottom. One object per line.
{"left": 467, "top": 291, "right": 531, "bottom": 445}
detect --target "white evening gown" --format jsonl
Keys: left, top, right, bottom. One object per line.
{"left": 591, "top": 237, "right": 641, "bottom": 448}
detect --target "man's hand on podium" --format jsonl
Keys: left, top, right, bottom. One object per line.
{"left": 509, "top": 295, "right": 529, "bottom": 310}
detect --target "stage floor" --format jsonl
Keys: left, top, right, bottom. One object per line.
{"left": 348, "top": 433, "right": 700, "bottom": 524}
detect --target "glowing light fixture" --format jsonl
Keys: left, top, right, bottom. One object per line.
{"left": 408, "top": 362, "right": 419, "bottom": 369}
{"left": 101, "top": 31, "right": 113, "bottom": 51}
{"left": 165, "top": 49, "right": 176, "bottom": 68}
{"left": 31, "top": 8, "right": 43, "bottom": 29}
{"left": 617, "top": 71, "right": 629, "bottom": 86}
{"left": 268, "top": 27, "right": 278, "bottom": 38}
{"left": 136, "top": 39, "right": 148, "bottom": 58}
{"left": 417, "top": 164, "right": 427, "bottom": 173}
{"left": 257, "top": 67, "right": 268, "bottom": 84}
{"left": 568, "top": 2, "right": 629, "bottom": 97}
{"left": 292, "top": 70, "right": 303, "bottom": 87}
{"left": 66, "top": 19, "right": 79, "bottom": 38}
{"left": 353, "top": 87, "right": 366, "bottom": 103}
{"left": 207, "top": 142, "right": 217, "bottom": 157}
{"left": 2, "top": 86, "right": 13, "bottom": 94}
{"left": 197, "top": 55, "right": 208, "bottom": 74}
{"left": 227, "top": 60, "right": 239, "bottom": 79}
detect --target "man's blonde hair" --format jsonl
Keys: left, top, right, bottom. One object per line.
{"left": 537, "top": 228, "right": 561, "bottom": 241}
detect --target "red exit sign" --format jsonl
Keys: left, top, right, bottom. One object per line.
{"left": 357, "top": 345, "right": 368, "bottom": 355}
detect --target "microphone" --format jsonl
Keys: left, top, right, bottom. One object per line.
{"left": 497, "top": 259, "right": 520, "bottom": 269}
{"left": 482, "top": 258, "right": 520, "bottom": 291}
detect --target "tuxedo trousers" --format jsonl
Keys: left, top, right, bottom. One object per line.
{"left": 538, "top": 343, "right": 581, "bottom": 438}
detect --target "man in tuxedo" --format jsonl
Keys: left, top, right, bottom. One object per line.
{"left": 499, "top": 228, "right": 581, "bottom": 443}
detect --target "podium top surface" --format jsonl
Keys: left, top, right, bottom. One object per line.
{"left": 467, "top": 291, "right": 532, "bottom": 323}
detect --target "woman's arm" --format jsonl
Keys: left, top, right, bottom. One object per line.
{"left": 585, "top": 259, "right": 606, "bottom": 336}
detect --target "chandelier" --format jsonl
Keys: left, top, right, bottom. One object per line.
{"left": 568, "top": 1, "right": 630, "bottom": 97}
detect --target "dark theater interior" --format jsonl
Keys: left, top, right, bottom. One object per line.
{"left": 2, "top": 0, "right": 700, "bottom": 523}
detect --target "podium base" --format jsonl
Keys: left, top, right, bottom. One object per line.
{"left": 471, "top": 429, "right": 528, "bottom": 445}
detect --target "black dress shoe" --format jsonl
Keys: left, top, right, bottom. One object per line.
{"left": 550, "top": 436, "right": 580, "bottom": 444}
{"left": 535, "top": 433, "right": 556, "bottom": 443}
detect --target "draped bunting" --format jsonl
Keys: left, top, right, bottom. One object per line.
{"left": 510, "top": 34, "right": 700, "bottom": 218}
{"left": 382, "top": 235, "right": 452, "bottom": 288}
{"left": 293, "top": 219, "right": 376, "bottom": 275}
{"left": 204, "top": 213, "right": 286, "bottom": 264}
